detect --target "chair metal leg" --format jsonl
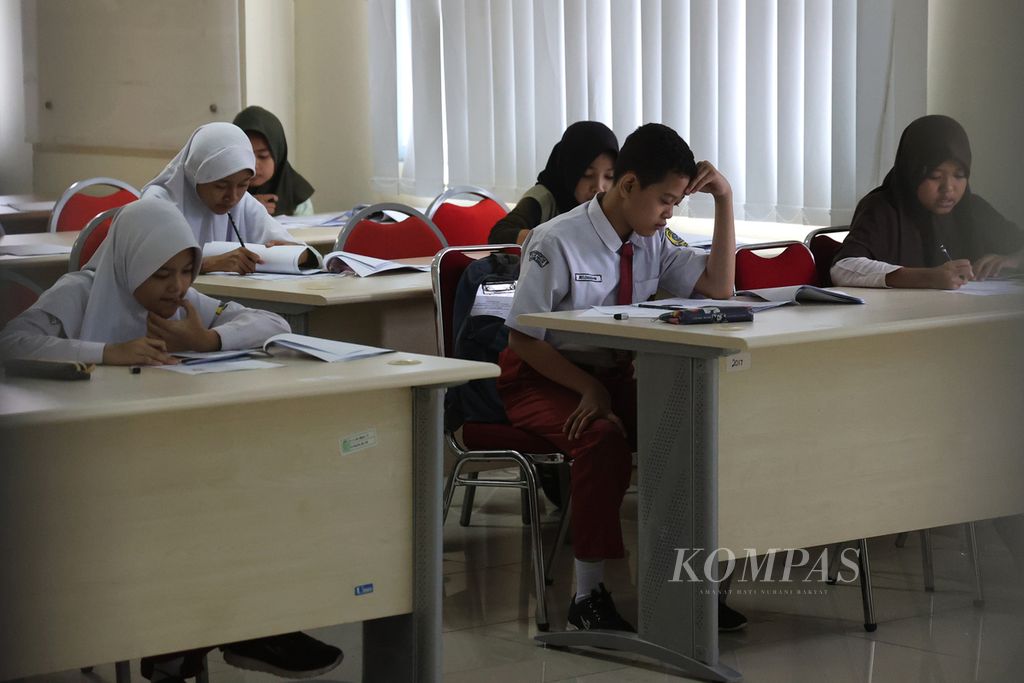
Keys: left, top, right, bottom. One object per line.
{"left": 520, "top": 488, "right": 531, "bottom": 525}
{"left": 459, "top": 472, "right": 478, "bottom": 527}
{"left": 857, "top": 538, "right": 877, "bottom": 632}
{"left": 966, "top": 522, "right": 984, "bottom": 606}
{"left": 826, "top": 543, "right": 842, "bottom": 584}
{"left": 442, "top": 458, "right": 466, "bottom": 525}
{"left": 115, "top": 660, "right": 131, "bottom": 683}
{"left": 920, "top": 529, "right": 935, "bottom": 592}
{"left": 895, "top": 532, "right": 909, "bottom": 548}
{"left": 196, "top": 653, "right": 210, "bottom": 683}
{"left": 545, "top": 499, "right": 572, "bottom": 585}
{"left": 520, "top": 463, "right": 549, "bottom": 631}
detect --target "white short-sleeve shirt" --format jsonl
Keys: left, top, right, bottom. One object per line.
{"left": 507, "top": 195, "right": 707, "bottom": 350}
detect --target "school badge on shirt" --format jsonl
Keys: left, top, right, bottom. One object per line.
{"left": 529, "top": 250, "right": 549, "bottom": 268}
{"left": 664, "top": 228, "right": 688, "bottom": 247}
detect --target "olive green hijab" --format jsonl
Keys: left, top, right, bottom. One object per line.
{"left": 232, "top": 106, "right": 315, "bottom": 216}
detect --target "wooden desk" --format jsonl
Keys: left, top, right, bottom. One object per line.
{"left": 0, "top": 351, "right": 497, "bottom": 682}
{"left": 519, "top": 286, "right": 1024, "bottom": 682}
{"left": 194, "top": 267, "right": 436, "bottom": 355}
{"left": 0, "top": 195, "right": 54, "bottom": 235}
{"left": 0, "top": 230, "right": 79, "bottom": 289}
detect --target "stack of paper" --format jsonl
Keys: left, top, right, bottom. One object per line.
{"left": 263, "top": 333, "right": 392, "bottom": 362}
{"left": 324, "top": 250, "right": 431, "bottom": 277}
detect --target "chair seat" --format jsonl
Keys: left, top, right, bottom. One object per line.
{"left": 461, "top": 421, "right": 560, "bottom": 454}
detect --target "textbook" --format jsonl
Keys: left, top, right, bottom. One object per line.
{"left": 323, "top": 250, "right": 432, "bottom": 277}
{"left": 735, "top": 285, "right": 865, "bottom": 305}
{"left": 203, "top": 241, "right": 325, "bottom": 275}
{"left": 263, "top": 333, "right": 392, "bottom": 362}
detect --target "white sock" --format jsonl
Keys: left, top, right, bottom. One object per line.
{"left": 574, "top": 559, "right": 605, "bottom": 603}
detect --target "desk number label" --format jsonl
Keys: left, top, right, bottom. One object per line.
{"left": 341, "top": 429, "right": 378, "bottom": 455}
{"left": 726, "top": 352, "right": 751, "bottom": 373}
{"left": 355, "top": 583, "right": 374, "bottom": 596}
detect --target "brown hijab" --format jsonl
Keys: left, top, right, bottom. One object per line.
{"left": 834, "top": 115, "right": 1022, "bottom": 267}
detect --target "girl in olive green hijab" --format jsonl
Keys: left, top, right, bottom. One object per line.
{"left": 232, "top": 105, "right": 316, "bottom": 216}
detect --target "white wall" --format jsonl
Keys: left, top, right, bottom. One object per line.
{"left": 928, "top": 0, "right": 1024, "bottom": 225}
{"left": 242, "top": 0, "right": 297, "bottom": 162}
{"left": 0, "top": 0, "right": 33, "bottom": 193}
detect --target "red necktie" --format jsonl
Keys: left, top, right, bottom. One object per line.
{"left": 617, "top": 242, "right": 633, "bottom": 305}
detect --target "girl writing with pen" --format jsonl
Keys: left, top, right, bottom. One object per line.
{"left": 142, "top": 122, "right": 305, "bottom": 275}
{"left": 831, "top": 115, "right": 1024, "bottom": 289}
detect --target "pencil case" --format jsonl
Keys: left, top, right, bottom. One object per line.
{"left": 658, "top": 306, "right": 753, "bottom": 325}
{"left": 3, "top": 358, "right": 95, "bottom": 380}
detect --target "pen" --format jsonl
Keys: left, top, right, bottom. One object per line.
{"left": 227, "top": 212, "right": 246, "bottom": 250}
{"left": 938, "top": 243, "right": 953, "bottom": 262}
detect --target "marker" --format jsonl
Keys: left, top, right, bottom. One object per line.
{"left": 613, "top": 313, "right": 629, "bottom": 320}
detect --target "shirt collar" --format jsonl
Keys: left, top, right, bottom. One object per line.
{"left": 587, "top": 194, "right": 633, "bottom": 254}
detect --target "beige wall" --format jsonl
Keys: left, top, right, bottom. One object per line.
{"left": 0, "top": 0, "right": 33, "bottom": 193}
{"left": 242, "top": 0, "right": 297, "bottom": 159}
{"left": 928, "top": 0, "right": 1024, "bottom": 225}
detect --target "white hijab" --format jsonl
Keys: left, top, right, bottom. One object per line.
{"left": 141, "top": 122, "right": 292, "bottom": 245}
{"left": 30, "top": 197, "right": 220, "bottom": 343}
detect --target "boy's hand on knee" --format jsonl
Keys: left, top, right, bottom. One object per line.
{"left": 563, "top": 382, "right": 626, "bottom": 441}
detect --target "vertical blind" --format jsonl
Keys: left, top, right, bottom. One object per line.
{"left": 369, "top": 0, "right": 927, "bottom": 224}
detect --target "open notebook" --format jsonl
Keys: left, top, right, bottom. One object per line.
{"left": 736, "top": 285, "right": 865, "bottom": 305}
{"left": 171, "top": 335, "right": 391, "bottom": 364}
{"left": 203, "top": 241, "right": 325, "bottom": 275}
{"left": 323, "top": 250, "right": 432, "bottom": 277}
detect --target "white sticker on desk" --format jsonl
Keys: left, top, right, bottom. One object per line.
{"left": 340, "top": 429, "right": 378, "bottom": 455}
{"left": 725, "top": 352, "right": 751, "bottom": 373}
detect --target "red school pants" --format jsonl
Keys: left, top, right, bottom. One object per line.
{"left": 497, "top": 348, "right": 636, "bottom": 560}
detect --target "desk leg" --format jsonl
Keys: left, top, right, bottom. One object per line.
{"left": 364, "top": 387, "right": 443, "bottom": 682}
{"left": 536, "top": 352, "right": 741, "bottom": 682}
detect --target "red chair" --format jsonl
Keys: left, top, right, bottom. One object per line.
{"left": 0, "top": 271, "right": 44, "bottom": 327}
{"left": 69, "top": 207, "right": 124, "bottom": 271}
{"left": 432, "top": 244, "right": 569, "bottom": 632}
{"left": 735, "top": 241, "right": 817, "bottom": 290}
{"left": 804, "top": 226, "right": 850, "bottom": 287}
{"left": 426, "top": 185, "right": 509, "bottom": 247}
{"left": 48, "top": 177, "right": 139, "bottom": 233}
{"left": 334, "top": 203, "right": 447, "bottom": 259}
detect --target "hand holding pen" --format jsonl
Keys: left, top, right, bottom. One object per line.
{"left": 198, "top": 213, "right": 263, "bottom": 274}
{"left": 935, "top": 243, "right": 974, "bottom": 289}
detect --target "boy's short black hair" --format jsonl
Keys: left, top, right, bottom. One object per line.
{"left": 613, "top": 123, "right": 697, "bottom": 187}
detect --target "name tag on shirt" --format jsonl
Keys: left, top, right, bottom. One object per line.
{"left": 574, "top": 273, "right": 603, "bottom": 282}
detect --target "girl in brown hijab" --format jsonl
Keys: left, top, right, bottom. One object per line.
{"left": 831, "top": 115, "right": 1023, "bottom": 289}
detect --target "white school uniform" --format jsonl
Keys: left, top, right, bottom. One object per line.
{"left": 506, "top": 195, "right": 707, "bottom": 357}
{"left": 141, "top": 122, "right": 294, "bottom": 252}
{"left": 0, "top": 198, "right": 289, "bottom": 363}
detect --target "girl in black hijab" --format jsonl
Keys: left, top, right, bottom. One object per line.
{"left": 489, "top": 121, "right": 619, "bottom": 245}
{"left": 832, "top": 115, "right": 1023, "bottom": 288}
{"left": 232, "top": 106, "right": 316, "bottom": 217}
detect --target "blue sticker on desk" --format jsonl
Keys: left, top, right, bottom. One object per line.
{"left": 355, "top": 583, "right": 374, "bottom": 596}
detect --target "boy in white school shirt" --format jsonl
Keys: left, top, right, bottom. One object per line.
{"left": 497, "top": 123, "right": 747, "bottom": 632}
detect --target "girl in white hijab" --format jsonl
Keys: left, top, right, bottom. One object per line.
{"left": 142, "top": 122, "right": 299, "bottom": 274}
{"left": 0, "top": 197, "right": 289, "bottom": 365}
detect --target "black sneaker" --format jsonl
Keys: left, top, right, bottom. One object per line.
{"left": 718, "top": 602, "right": 748, "bottom": 632}
{"left": 221, "top": 631, "right": 343, "bottom": 679}
{"left": 567, "top": 583, "right": 636, "bottom": 632}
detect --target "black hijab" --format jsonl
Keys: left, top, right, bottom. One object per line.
{"left": 835, "top": 115, "right": 1022, "bottom": 267}
{"left": 232, "top": 106, "right": 315, "bottom": 216}
{"left": 536, "top": 121, "right": 619, "bottom": 214}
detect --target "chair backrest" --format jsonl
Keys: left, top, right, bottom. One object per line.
{"left": 431, "top": 244, "right": 520, "bottom": 359}
{"left": 69, "top": 207, "right": 124, "bottom": 272}
{"left": 735, "top": 241, "right": 817, "bottom": 290}
{"left": 49, "top": 177, "right": 140, "bottom": 233}
{"left": 334, "top": 202, "right": 448, "bottom": 260}
{"left": 0, "top": 270, "right": 44, "bottom": 327}
{"left": 426, "top": 185, "right": 509, "bottom": 247}
{"left": 804, "top": 225, "right": 850, "bottom": 287}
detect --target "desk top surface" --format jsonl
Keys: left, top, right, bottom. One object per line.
{"left": 0, "top": 352, "right": 495, "bottom": 426}
{"left": 517, "top": 286, "right": 1024, "bottom": 352}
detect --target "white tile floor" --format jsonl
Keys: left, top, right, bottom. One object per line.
{"left": 14, "top": 479, "right": 1024, "bottom": 682}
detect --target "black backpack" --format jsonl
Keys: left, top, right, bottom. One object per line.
{"left": 445, "top": 252, "right": 520, "bottom": 431}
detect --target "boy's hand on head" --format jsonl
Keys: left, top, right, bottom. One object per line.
{"left": 563, "top": 380, "right": 626, "bottom": 441}
{"left": 684, "top": 160, "right": 732, "bottom": 199}
{"left": 102, "top": 337, "right": 178, "bottom": 366}
{"left": 146, "top": 301, "right": 220, "bottom": 353}
{"left": 201, "top": 247, "right": 262, "bottom": 275}
{"left": 973, "top": 253, "right": 1019, "bottom": 281}
{"left": 931, "top": 260, "right": 974, "bottom": 289}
